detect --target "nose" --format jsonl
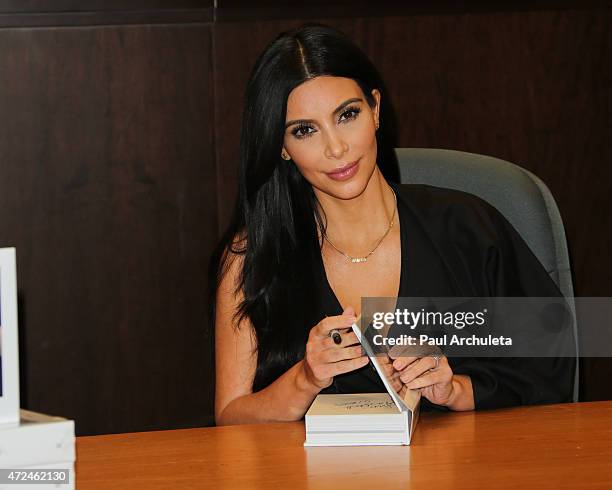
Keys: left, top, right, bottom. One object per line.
{"left": 323, "top": 127, "right": 349, "bottom": 160}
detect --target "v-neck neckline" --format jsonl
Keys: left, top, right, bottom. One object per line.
{"left": 318, "top": 181, "right": 406, "bottom": 316}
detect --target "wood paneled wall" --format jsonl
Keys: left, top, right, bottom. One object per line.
{"left": 0, "top": 10, "right": 218, "bottom": 434}
{"left": 0, "top": 2, "right": 609, "bottom": 434}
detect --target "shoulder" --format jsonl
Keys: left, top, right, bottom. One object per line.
{"left": 392, "top": 182, "right": 505, "bottom": 231}
{"left": 390, "top": 183, "right": 562, "bottom": 297}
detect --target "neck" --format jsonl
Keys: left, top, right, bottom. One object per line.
{"left": 314, "top": 167, "right": 396, "bottom": 254}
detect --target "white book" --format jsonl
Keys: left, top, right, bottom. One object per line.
{"left": 0, "top": 410, "right": 75, "bottom": 468}
{"left": 304, "top": 322, "right": 421, "bottom": 446}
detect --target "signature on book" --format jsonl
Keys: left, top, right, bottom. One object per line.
{"left": 335, "top": 400, "right": 396, "bottom": 410}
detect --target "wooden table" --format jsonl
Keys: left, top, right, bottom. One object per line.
{"left": 76, "top": 401, "right": 612, "bottom": 489}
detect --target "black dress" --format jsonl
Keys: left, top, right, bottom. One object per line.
{"left": 317, "top": 182, "right": 575, "bottom": 410}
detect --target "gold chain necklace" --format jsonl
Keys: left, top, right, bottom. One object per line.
{"left": 322, "top": 188, "right": 397, "bottom": 264}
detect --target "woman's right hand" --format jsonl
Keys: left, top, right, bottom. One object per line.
{"left": 302, "top": 306, "right": 370, "bottom": 390}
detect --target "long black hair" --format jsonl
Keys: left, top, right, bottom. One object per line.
{"left": 210, "top": 23, "right": 399, "bottom": 391}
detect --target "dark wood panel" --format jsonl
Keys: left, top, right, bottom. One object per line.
{"left": 365, "top": 10, "right": 612, "bottom": 298}
{"left": 0, "top": 1, "right": 213, "bottom": 27}
{"left": 213, "top": 10, "right": 612, "bottom": 401}
{"left": 218, "top": 0, "right": 606, "bottom": 5}
{"left": 0, "top": 10, "right": 212, "bottom": 28}
{"left": 0, "top": 23, "right": 217, "bottom": 435}
{"left": 0, "top": 1, "right": 212, "bottom": 12}
{"left": 214, "top": 2, "right": 609, "bottom": 22}
{"left": 361, "top": 11, "right": 612, "bottom": 400}
{"left": 0, "top": 0, "right": 603, "bottom": 14}
{"left": 214, "top": 10, "right": 611, "bottom": 293}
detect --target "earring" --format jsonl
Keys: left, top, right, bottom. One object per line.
{"left": 281, "top": 151, "right": 291, "bottom": 161}
{"left": 375, "top": 121, "right": 380, "bottom": 130}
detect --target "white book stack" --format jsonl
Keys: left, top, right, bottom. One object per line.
{"left": 304, "top": 322, "right": 421, "bottom": 446}
{"left": 304, "top": 392, "right": 419, "bottom": 446}
{"left": 0, "top": 410, "right": 75, "bottom": 490}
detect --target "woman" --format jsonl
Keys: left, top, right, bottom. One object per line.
{"left": 211, "top": 24, "right": 575, "bottom": 425}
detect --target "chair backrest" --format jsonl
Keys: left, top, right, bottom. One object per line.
{"left": 395, "top": 148, "right": 579, "bottom": 401}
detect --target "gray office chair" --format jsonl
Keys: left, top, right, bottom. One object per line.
{"left": 395, "top": 148, "right": 579, "bottom": 402}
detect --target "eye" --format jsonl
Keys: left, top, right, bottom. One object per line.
{"left": 291, "top": 124, "right": 315, "bottom": 140}
{"left": 339, "top": 106, "right": 361, "bottom": 123}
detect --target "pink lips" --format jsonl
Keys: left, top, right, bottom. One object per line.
{"left": 326, "top": 159, "right": 360, "bottom": 181}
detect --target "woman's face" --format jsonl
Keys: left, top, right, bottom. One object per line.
{"left": 282, "top": 76, "right": 380, "bottom": 200}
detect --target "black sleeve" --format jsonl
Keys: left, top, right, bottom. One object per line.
{"left": 447, "top": 195, "right": 576, "bottom": 409}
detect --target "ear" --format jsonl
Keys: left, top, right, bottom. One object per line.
{"left": 371, "top": 88, "right": 381, "bottom": 128}
{"left": 281, "top": 147, "right": 291, "bottom": 161}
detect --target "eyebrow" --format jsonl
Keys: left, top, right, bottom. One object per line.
{"left": 285, "top": 97, "right": 363, "bottom": 129}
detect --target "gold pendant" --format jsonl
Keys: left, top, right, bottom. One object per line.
{"left": 350, "top": 257, "right": 367, "bottom": 263}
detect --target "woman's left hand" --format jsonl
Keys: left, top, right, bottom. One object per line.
{"left": 392, "top": 354, "right": 455, "bottom": 406}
